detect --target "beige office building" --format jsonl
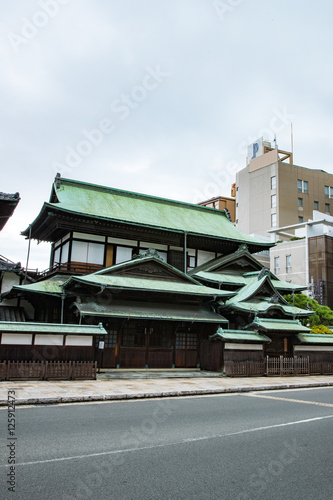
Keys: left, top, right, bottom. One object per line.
{"left": 236, "top": 138, "right": 333, "bottom": 239}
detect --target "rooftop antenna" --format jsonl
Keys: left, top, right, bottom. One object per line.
{"left": 273, "top": 134, "right": 277, "bottom": 149}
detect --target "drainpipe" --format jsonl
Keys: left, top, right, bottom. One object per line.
{"left": 184, "top": 232, "right": 187, "bottom": 274}
{"left": 24, "top": 225, "right": 32, "bottom": 284}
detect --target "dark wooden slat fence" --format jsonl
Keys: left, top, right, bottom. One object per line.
{"left": 0, "top": 361, "right": 97, "bottom": 381}
{"left": 224, "top": 356, "right": 333, "bottom": 377}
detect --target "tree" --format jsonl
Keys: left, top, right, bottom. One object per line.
{"left": 284, "top": 294, "right": 333, "bottom": 327}
{"left": 310, "top": 324, "right": 333, "bottom": 334}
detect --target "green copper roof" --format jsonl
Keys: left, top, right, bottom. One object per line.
{"left": 222, "top": 276, "right": 310, "bottom": 317}
{"left": 24, "top": 177, "right": 272, "bottom": 247}
{"left": 192, "top": 270, "right": 305, "bottom": 293}
{"left": 64, "top": 274, "right": 232, "bottom": 297}
{"left": 192, "top": 271, "right": 246, "bottom": 286}
{"left": 2, "top": 276, "right": 67, "bottom": 297}
{"left": 246, "top": 318, "right": 310, "bottom": 333}
{"left": 75, "top": 301, "right": 228, "bottom": 323}
{"left": 210, "top": 329, "right": 270, "bottom": 342}
{"left": 0, "top": 321, "right": 106, "bottom": 335}
{"left": 297, "top": 333, "right": 333, "bottom": 344}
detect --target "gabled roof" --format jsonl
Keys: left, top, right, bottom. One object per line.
{"left": 64, "top": 273, "right": 233, "bottom": 298}
{"left": 190, "top": 245, "right": 306, "bottom": 293}
{"left": 21, "top": 176, "right": 272, "bottom": 252}
{"left": 245, "top": 318, "right": 311, "bottom": 333}
{"left": 93, "top": 253, "right": 201, "bottom": 284}
{"left": 190, "top": 244, "right": 264, "bottom": 274}
{"left": 63, "top": 255, "right": 235, "bottom": 298}
{"left": 221, "top": 275, "right": 311, "bottom": 317}
{"left": 192, "top": 269, "right": 305, "bottom": 293}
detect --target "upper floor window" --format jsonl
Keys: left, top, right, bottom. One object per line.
{"left": 325, "top": 203, "right": 330, "bottom": 213}
{"left": 271, "top": 213, "right": 277, "bottom": 228}
{"left": 324, "top": 186, "right": 333, "bottom": 199}
{"left": 298, "top": 198, "right": 303, "bottom": 207}
{"left": 314, "top": 201, "right": 319, "bottom": 210}
{"left": 274, "top": 256, "right": 279, "bottom": 274}
{"left": 271, "top": 176, "right": 276, "bottom": 190}
{"left": 298, "top": 179, "right": 308, "bottom": 193}
{"left": 271, "top": 194, "right": 276, "bottom": 209}
{"left": 286, "top": 254, "right": 291, "bottom": 272}
{"left": 298, "top": 216, "right": 304, "bottom": 223}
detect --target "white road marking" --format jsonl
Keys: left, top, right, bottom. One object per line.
{"left": 4, "top": 413, "right": 333, "bottom": 468}
{"left": 244, "top": 393, "right": 333, "bottom": 408}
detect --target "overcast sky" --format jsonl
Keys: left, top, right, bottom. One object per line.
{"left": 1, "top": 0, "right": 333, "bottom": 270}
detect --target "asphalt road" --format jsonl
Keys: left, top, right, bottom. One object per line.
{"left": 1, "top": 387, "right": 333, "bottom": 500}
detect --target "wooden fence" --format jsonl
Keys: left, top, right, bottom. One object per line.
{"left": 0, "top": 361, "right": 97, "bottom": 381}
{"left": 224, "top": 360, "right": 265, "bottom": 377}
{"left": 266, "top": 356, "right": 310, "bottom": 376}
{"left": 224, "top": 356, "right": 333, "bottom": 377}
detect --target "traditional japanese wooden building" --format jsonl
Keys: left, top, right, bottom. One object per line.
{"left": 4, "top": 251, "right": 232, "bottom": 368}
{"left": 21, "top": 174, "right": 272, "bottom": 276}
{"left": 4, "top": 175, "right": 331, "bottom": 374}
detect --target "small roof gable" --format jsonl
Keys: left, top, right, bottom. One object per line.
{"left": 190, "top": 245, "right": 265, "bottom": 275}
{"left": 222, "top": 275, "right": 311, "bottom": 317}
{"left": 93, "top": 253, "right": 200, "bottom": 285}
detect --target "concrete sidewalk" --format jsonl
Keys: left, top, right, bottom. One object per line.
{"left": 1, "top": 370, "right": 333, "bottom": 406}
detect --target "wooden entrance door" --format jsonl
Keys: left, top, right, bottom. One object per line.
{"left": 175, "top": 331, "right": 198, "bottom": 368}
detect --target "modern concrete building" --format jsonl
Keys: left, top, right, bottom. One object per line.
{"left": 198, "top": 195, "right": 236, "bottom": 223}
{"left": 236, "top": 137, "right": 333, "bottom": 239}
{"left": 270, "top": 211, "right": 333, "bottom": 307}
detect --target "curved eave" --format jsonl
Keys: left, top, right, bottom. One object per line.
{"left": 221, "top": 302, "right": 311, "bottom": 317}
{"left": 64, "top": 278, "right": 233, "bottom": 298}
{"left": 21, "top": 204, "right": 273, "bottom": 251}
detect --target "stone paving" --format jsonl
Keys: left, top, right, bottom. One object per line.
{"left": 1, "top": 370, "right": 333, "bottom": 406}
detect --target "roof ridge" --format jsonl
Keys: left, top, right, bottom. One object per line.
{"left": 57, "top": 177, "right": 229, "bottom": 216}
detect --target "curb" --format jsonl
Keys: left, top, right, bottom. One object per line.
{"left": 1, "top": 380, "right": 333, "bottom": 406}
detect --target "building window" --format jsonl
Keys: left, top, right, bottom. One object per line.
{"left": 286, "top": 255, "right": 291, "bottom": 273}
{"left": 324, "top": 186, "right": 333, "bottom": 199}
{"left": 271, "top": 194, "right": 276, "bottom": 209}
{"left": 71, "top": 241, "right": 104, "bottom": 265}
{"left": 298, "top": 198, "right": 303, "bottom": 207}
{"left": 298, "top": 180, "right": 308, "bottom": 193}
{"left": 314, "top": 201, "right": 319, "bottom": 210}
{"left": 298, "top": 216, "right": 304, "bottom": 223}
{"left": 325, "top": 203, "right": 330, "bottom": 212}
{"left": 271, "top": 176, "right": 276, "bottom": 190}
{"left": 271, "top": 213, "right": 276, "bottom": 227}
{"left": 274, "top": 256, "right": 279, "bottom": 274}
{"left": 115, "top": 246, "right": 134, "bottom": 264}
{"left": 187, "top": 255, "right": 196, "bottom": 268}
